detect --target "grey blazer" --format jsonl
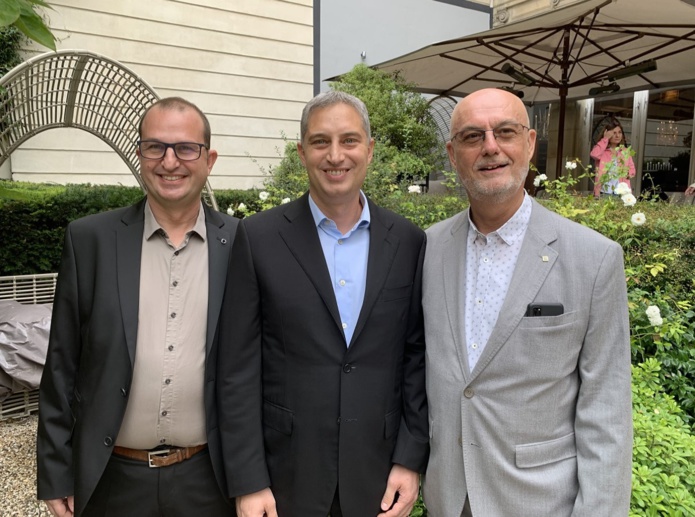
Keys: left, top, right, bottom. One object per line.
{"left": 37, "top": 199, "right": 238, "bottom": 516}
{"left": 422, "top": 199, "right": 632, "bottom": 517}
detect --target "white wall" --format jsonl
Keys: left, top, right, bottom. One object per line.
{"left": 12, "top": 0, "right": 314, "bottom": 189}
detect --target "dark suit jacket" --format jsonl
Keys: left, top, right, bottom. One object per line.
{"left": 216, "top": 193, "right": 429, "bottom": 517}
{"left": 37, "top": 199, "right": 238, "bottom": 516}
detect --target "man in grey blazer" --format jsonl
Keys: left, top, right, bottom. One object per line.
{"left": 422, "top": 88, "right": 632, "bottom": 516}
{"left": 37, "top": 97, "right": 237, "bottom": 516}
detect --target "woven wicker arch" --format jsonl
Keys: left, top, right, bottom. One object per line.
{"left": 0, "top": 50, "right": 217, "bottom": 209}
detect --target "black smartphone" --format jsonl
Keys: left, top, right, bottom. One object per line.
{"left": 525, "top": 303, "right": 564, "bottom": 317}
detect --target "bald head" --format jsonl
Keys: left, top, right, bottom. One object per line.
{"left": 450, "top": 88, "right": 530, "bottom": 140}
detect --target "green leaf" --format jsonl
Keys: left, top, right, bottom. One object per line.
{"left": 13, "top": 4, "right": 55, "bottom": 50}
{"left": 0, "top": 0, "right": 21, "bottom": 27}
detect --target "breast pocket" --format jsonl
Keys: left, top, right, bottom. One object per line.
{"left": 516, "top": 311, "right": 584, "bottom": 371}
{"left": 380, "top": 284, "right": 412, "bottom": 303}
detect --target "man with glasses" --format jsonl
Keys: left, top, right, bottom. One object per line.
{"left": 421, "top": 88, "right": 632, "bottom": 516}
{"left": 37, "top": 97, "right": 237, "bottom": 516}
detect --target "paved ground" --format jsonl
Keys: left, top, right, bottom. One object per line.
{"left": 0, "top": 415, "right": 50, "bottom": 516}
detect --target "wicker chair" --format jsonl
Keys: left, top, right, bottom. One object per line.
{"left": 0, "top": 49, "right": 217, "bottom": 209}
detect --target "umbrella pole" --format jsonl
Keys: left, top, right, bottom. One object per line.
{"left": 555, "top": 88, "right": 567, "bottom": 177}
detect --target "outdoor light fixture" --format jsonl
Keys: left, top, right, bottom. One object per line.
{"left": 589, "top": 82, "right": 620, "bottom": 96}
{"left": 606, "top": 60, "right": 657, "bottom": 81}
{"left": 498, "top": 85, "right": 525, "bottom": 99}
{"left": 501, "top": 63, "right": 535, "bottom": 86}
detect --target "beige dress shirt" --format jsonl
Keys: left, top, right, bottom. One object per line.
{"left": 116, "top": 201, "right": 209, "bottom": 449}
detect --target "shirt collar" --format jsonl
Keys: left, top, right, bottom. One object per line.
{"left": 467, "top": 191, "right": 532, "bottom": 245}
{"left": 308, "top": 191, "right": 371, "bottom": 232}
{"left": 144, "top": 200, "right": 207, "bottom": 241}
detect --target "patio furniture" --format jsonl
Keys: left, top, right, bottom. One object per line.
{"left": 0, "top": 273, "right": 57, "bottom": 420}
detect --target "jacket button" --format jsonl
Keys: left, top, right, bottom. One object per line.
{"left": 103, "top": 436, "right": 113, "bottom": 447}
{"left": 120, "top": 388, "right": 127, "bottom": 397}
{"left": 343, "top": 364, "right": 352, "bottom": 373}
{"left": 464, "top": 388, "right": 474, "bottom": 398}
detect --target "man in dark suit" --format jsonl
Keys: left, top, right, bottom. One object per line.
{"left": 37, "top": 97, "right": 238, "bottom": 517}
{"left": 217, "top": 91, "right": 429, "bottom": 517}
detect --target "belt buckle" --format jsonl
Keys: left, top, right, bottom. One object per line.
{"left": 147, "top": 448, "right": 171, "bottom": 468}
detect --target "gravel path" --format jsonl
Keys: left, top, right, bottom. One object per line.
{"left": 0, "top": 415, "right": 50, "bottom": 516}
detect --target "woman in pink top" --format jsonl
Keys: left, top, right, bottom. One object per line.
{"left": 590, "top": 120, "right": 636, "bottom": 197}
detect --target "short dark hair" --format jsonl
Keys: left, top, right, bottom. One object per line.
{"left": 300, "top": 91, "right": 371, "bottom": 144}
{"left": 138, "top": 97, "right": 212, "bottom": 148}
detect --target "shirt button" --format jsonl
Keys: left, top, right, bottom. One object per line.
{"left": 172, "top": 280, "right": 178, "bottom": 287}
{"left": 170, "top": 312, "right": 176, "bottom": 319}
{"left": 338, "top": 239, "right": 343, "bottom": 245}
{"left": 471, "top": 343, "right": 478, "bottom": 350}
{"left": 162, "top": 411, "right": 168, "bottom": 417}
{"left": 464, "top": 388, "right": 474, "bottom": 399}
{"left": 160, "top": 438, "right": 166, "bottom": 444}
{"left": 174, "top": 251, "right": 179, "bottom": 256}
{"left": 165, "top": 379, "right": 171, "bottom": 385}
{"left": 168, "top": 345, "right": 174, "bottom": 351}
{"left": 483, "top": 258, "right": 489, "bottom": 263}
{"left": 342, "top": 322, "right": 348, "bottom": 329}
{"left": 339, "top": 279, "right": 346, "bottom": 286}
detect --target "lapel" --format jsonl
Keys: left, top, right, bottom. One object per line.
{"left": 278, "top": 193, "right": 343, "bottom": 332}
{"left": 349, "top": 201, "right": 399, "bottom": 347}
{"left": 442, "top": 211, "right": 473, "bottom": 380}
{"left": 116, "top": 199, "right": 146, "bottom": 367}
{"left": 468, "top": 199, "right": 559, "bottom": 381}
{"left": 204, "top": 204, "right": 234, "bottom": 356}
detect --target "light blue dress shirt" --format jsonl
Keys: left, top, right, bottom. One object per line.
{"left": 308, "top": 192, "right": 370, "bottom": 345}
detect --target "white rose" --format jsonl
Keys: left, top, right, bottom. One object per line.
{"left": 631, "top": 212, "right": 646, "bottom": 226}
{"left": 226, "top": 207, "right": 234, "bottom": 216}
{"left": 408, "top": 185, "right": 421, "bottom": 194}
{"left": 565, "top": 161, "right": 577, "bottom": 170}
{"left": 621, "top": 193, "right": 637, "bottom": 207}
{"left": 614, "top": 183, "right": 631, "bottom": 196}
{"left": 259, "top": 191, "right": 270, "bottom": 201}
{"left": 238, "top": 203, "right": 247, "bottom": 211}
{"left": 533, "top": 176, "right": 541, "bottom": 187}
{"left": 645, "top": 305, "right": 661, "bottom": 319}
{"left": 649, "top": 315, "right": 664, "bottom": 326}
{"left": 281, "top": 197, "right": 291, "bottom": 204}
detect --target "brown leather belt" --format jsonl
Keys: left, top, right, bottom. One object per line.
{"left": 112, "top": 444, "right": 207, "bottom": 468}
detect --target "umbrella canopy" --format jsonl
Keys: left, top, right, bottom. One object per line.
{"left": 371, "top": 0, "right": 695, "bottom": 168}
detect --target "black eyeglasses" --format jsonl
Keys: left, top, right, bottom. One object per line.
{"left": 451, "top": 123, "right": 530, "bottom": 147}
{"left": 138, "top": 140, "right": 208, "bottom": 161}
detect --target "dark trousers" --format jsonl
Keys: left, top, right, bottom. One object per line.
{"left": 82, "top": 448, "right": 232, "bottom": 517}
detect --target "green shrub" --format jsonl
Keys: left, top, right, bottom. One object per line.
{"left": 631, "top": 359, "right": 695, "bottom": 516}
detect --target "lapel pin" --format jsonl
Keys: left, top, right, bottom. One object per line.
{"left": 542, "top": 255, "right": 549, "bottom": 262}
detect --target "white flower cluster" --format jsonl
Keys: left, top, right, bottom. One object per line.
{"left": 408, "top": 185, "right": 421, "bottom": 194}
{"left": 533, "top": 174, "right": 547, "bottom": 187}
{"left": 226, "top": 206, "right": 234, "bottom": 216}
{"left": 259, "top": 191, "right": 269, "bottom": 201}
{"left": 281, "top": 197, "right": 291, "bottom": 204}
{"left": 645, "top": 305, "right": 663, "bottom": 326}
{"left": 565, "top": 161, "right": 577, "bottom": 170}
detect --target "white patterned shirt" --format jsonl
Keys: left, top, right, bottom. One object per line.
{"left": 464, "top": 194, "right": 532, "bottom": 372}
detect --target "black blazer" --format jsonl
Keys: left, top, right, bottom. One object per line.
{"left": 37, "top": 199, "right": 238, "bottom": 516}
{"left": 217, "top": 193, "right": 429, "bottom": 517}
